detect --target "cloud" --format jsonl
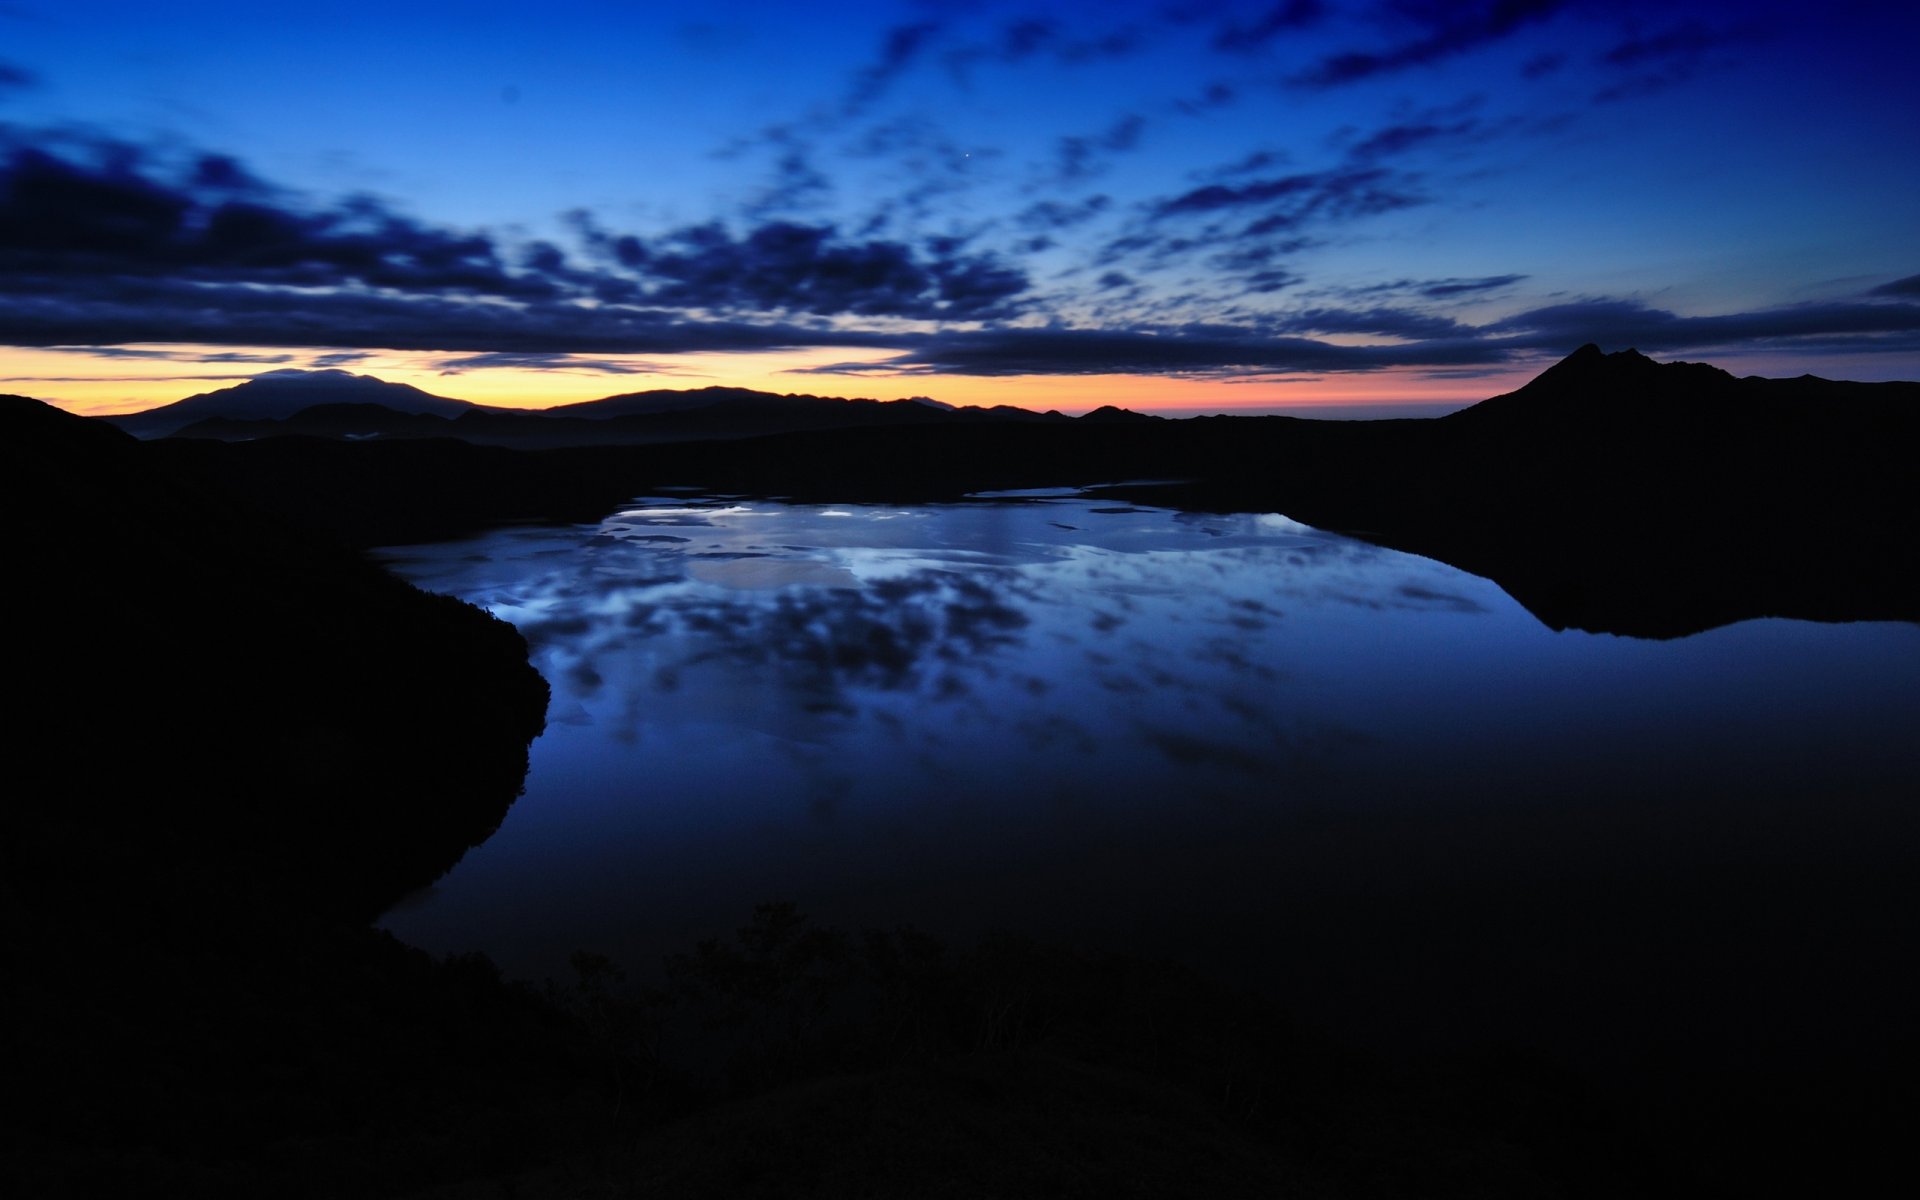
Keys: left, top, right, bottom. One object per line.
{"left": 842, "top": 21, "right": 943, "bottom": 116}
{"left": 1591, "top": 18, "right": 1757, "bottom": 103}
{"left": 1015, "top": 195, "right": 1112, "bottom": 232}
{"left": 1052, "top": 114, "right": 1147, "bottom": 182}
{"left": 940, "top": 14, "right": 1141, "bottom": 85}
{"left": 1488, "top": 297, "right": 1920, "bottom": 352}
{"left": 0, "top": 61, "right": 36, "bottom": 92}
{"left": 1213, "top": 1, "right": 1326, "bottom": 52}
{"left": 0, "top": 269, "right": 908, "bottom": 356}
{"left": 746, "top": 142, "right": 833, "bottom": 218}
{"left": 0, "top": 140, "right": 550, "bottom": 297}
{"left": 433, "top": 352, "right": 655, "bottom": 375}
{"left": 1869, "top": 274, "right": 1920, "bottom": 298}
{"left": 874, "top": 325, "right": 1512, "bottom": 377}
{"left": 1347, "top": 118, "right": 1478, "bottom": 161}
{"left": 1272, "top": 306, "right": 1474, "bottom": 340}
{"left": 1331, "top": 274, "right": 1528, "bottom": 301}
{"left": 619, "top": 221, "right": 1027, "bottom": 320}
{"left": 1417, "top": 273, "right": 1527, "bottom": 298}
{"left": 1294, "top": 0, "right": 1569, "bottom": 87}
{"left": 0, "top": 132, "right": 1035, "bottom": 357}
{"left": 1520, "top": 51, "right": 1565, "bottom": 78}
{"left": 1602, "top": 21, "right": 1737, "bottom": 68}
{"left": 1154, "top": 165, "right": 1425, "bottom": 230}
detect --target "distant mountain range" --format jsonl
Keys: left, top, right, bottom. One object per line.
{"left": 105, "top": 371, "right": 1098, "bottom": 446}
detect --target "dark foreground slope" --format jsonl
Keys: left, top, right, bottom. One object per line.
{"left": 152, "top": 345, "right": 1920, "bottom": 638}
{"left": 0, "top": 391, "right": 1688, "bottom": 1199}
{"left": 0, "top": 396, "right": 593, "bottom": 1194}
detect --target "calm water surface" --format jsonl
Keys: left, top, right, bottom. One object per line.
{"left": 375, "top": 492, "right": 1920, "bottom": 1024}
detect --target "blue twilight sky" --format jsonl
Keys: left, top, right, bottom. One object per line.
{"left": 3, "top": 0, "right": 1918, "bottom": 415}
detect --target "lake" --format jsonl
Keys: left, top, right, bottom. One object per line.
{"left": 375, "top": 490, "right": 1920, "bottom": 1056}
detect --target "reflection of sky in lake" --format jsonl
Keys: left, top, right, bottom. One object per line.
{"left": 375, "top": 494, "right": 1920, "bottom": 1001}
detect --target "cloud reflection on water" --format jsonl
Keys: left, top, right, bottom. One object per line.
{"left": 373, "top": 493, "right": 1920, "bottom": 1002}
{"left": 380, "top": 496, "right": 1442, "bottom": 768}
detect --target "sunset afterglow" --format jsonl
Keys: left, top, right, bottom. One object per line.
{"left": 3, "top": 1, "right": 1916, "bottom": 416}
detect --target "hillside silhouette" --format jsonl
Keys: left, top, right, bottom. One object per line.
{"left": 108, "top": 367, "right": 477, "bottom": 436}
{"left": 3, "top": 395, "right": 579, "bottom": 1191}
{"left": 113, "top": 372, "right": 1079, "bottom": 446}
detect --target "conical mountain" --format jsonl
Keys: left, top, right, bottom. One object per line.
{"left": 107, "top": 369, "right": 475, "bottom": 437}
{"left": 1446, "top": 344, "right": 1742, "bottom": 430}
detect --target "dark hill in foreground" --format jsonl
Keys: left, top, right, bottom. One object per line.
{"left": 2, "top": 395, "right": 580, "bottom": 1191}
{"left": 2, "top": 391, "right": 1689, "bottom": 1196}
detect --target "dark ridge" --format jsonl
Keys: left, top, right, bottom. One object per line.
{"left": 152, "top": 390, "right": 1075, "bottom": 449}
{"left": 107, "top": 368, "right": 474, "bottom": 437}
{"left": 172, "top": 400, "right": 459, "bottom": 440}
{"left": 7, "top": 393, "right": 549, "bottom": 920}
{"left": 1077, "top": 403, "right": 1161, "bottom": 423}
{"left": 541, "top": 382, "right": 860, "bottom": 418}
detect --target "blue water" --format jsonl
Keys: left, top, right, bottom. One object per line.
{"left": 374, "top": 492, "right": 1920, "bottom": 1028}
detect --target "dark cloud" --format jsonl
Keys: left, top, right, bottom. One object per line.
{"left": 1173, "top": 80, "right": 1238, "bottom": 115}
{"left": 942, "top": 14, "right": 1140, "bottom": 83}
{"left": 1155, "top": 165, "right": 1425, "bottom": 230}
{"left": 1418, "top": 274, "right": 1527, "bottom": 297}
{"left": 843, "top": 21, "right": 943, "bottom": 116}
{"left": 1056, "top": 28, "right": 1142, "bottom": 64}
{"left": 1338, "top": 274, "right": 1528, "bottom": 299}
{"left": 1869, "top": 274, "right": 1920, "bottom": 298}
{"left": 815, "top": 288, "right": 1920, "bottom": 380}
{"left": 0, "top": 268, "right": 906, "bottom": 356}
{"left": 1213, "top": 1, "right": 1326, "bottom": 51}
{"left": 1602, "top": 21, "right": 1735, "bottom": 68}
{"left": 1294, "top": 0, "right": 1568, "bottom": 88}
{"left": 748, "top": 145, "right": 833, "bottom": 218}
{"left": 1200, "top": 149, "right": 1292, "bottom": 180}
{"left": 1347, "top": 118, "right": 1477, "bottom": 161}
{"left": 0, "top": 133, "right": 1034, "bottom": 356}
{"left": 1015, "top": 195, "right": 1111, "bottom": 232}
{"left": 1520, "top": 51, "right": 1565, "bottom": 78}
{"left": 0, "top": 61, "right": 37, "bottom": 92}
{"left": 1272, "top": 306, "right": 1473, "bottom": 340}
{"left": 880, "top": 325, "right": 1511, "bottom": 377}
{"left": 1053, "top": 114, "right": 1147, "bottom": 183}
{"left": 434, "top": 352, "right": 652, "bottom": 375}
{"left": 1591, "top": 19, "right": 1755, "bottom": 103}
{"left": 44, "top": 345, "right": 293, "bottom": 364}
{"left": 1000, "top": 17, "right": 1057, "bottom": 61}
{"left": 0, "top": 140, "right": 549, "bottom": 297}
{"left": 1488, "top": 297, "right": 1920, "bottom": 352}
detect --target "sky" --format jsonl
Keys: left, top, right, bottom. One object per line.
{"left": 2, "top": 0, "right": 1917, "bottom": 417}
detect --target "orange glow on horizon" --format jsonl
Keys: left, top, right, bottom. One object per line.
{"left": 9, "top": 342, "right": 1535, "bottom": 419}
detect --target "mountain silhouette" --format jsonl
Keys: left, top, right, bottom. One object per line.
{"left": 107, "top": 368, "right": 475, "bottom": 436}
{"left": 127, "top": 372, "right": 1075, "bottom": 447}
{"left": 542, "top": 383, "right": 861, "bottom": 418}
